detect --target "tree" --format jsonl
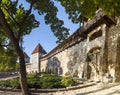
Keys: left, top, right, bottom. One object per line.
{"left": 57, "top": 0, "right": 120, "bottom": 22}
{"left": 0, "top": 0, "right": 69, "bottom": 95}
{"left": 1, "top": 0, "right": 120, "bottom": 95}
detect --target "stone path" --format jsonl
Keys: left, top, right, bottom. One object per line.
{"left": 0, "top": 83, "right": 120, "bottom": 95}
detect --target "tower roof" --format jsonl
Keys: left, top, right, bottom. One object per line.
{"left": 24, "top": 52, "right": 30, "bottom": 58}
{"left": 32, "top": 43, "right": 47, "bottom": 54}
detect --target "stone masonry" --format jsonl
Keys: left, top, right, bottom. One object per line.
{"left": 29, "top": 13, "right": 120, "bottom": 83}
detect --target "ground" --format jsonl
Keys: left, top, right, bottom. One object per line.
{"left": 0, "top": 83, "right": 120, "bottom": 95}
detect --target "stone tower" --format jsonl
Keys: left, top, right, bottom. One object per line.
{"left": 31, "top": 43, "right": 47, "bottom": 73}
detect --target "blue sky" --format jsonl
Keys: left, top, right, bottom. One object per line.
{"left": 21, "top": 1, "right": 79, "bottom": 57}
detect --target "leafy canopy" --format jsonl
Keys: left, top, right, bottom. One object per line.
{"left": 0, "top": 0, "right": 70, "bottom": 44}
{"left": 56, "top": 0, "right": 120, "bottom": 23}
{"left": 0, "top": 0, "right": 70, "bottom": 72}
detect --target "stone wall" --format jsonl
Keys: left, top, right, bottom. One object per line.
{"left": 39, "top": 15, "right": 118, "bottom": 82}
{"left": 107, "top": 17, "right": 120, "bottom": 82}
{"left": 40, "top": 24, "right": 107, "bottom": 81}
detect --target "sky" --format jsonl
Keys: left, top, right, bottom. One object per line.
{"left": 21, "top": 1, "right": 79, "bottom": 57}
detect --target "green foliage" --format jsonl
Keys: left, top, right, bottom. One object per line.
{"left": 0, "top": 74, "right": 77, "bottom": 89}
{"left": 9, "top": 78, "right": 20, "bottom": 89}
{"left": 15, "top": 63, "right": 20, "bottom": 71}
{"left": 0, "top": 0, "right": 70, "bottom": 73}
{"left": 0, "top": 78, "right": 20, "bottom": 89}
{"left": 27, "top": 78, "right": 41, "bottom": 88}
{"left": 56, "top": 0, "right": 120, "bottom": 22}
{"left": 0, "top": 46, "right": 17, "bottom": 72}
{"left": 0, "top": 80, "right": 10, "bottom": 87}
{"left": 0, "top": 0, "right": 70, "bottom": 94}
{"left": 41, "top": 73, "right": 58, "bottom": 77}
{"left": 27, "top": 74, "right": 40, "bottom": 88}
{"left": 40, "top": 76, "right": 63, "bottom": 88}
{"left": 26, "top": 74, "right": 36, "bottom": 79}
{"left": 31, "top": 0, "right": 69, "bottom": 43}
{"left": 1, "top": 0, "right": 69, "bottom": 43}
{"left": 61, "top": 77, "right": 77, "bottom": 87}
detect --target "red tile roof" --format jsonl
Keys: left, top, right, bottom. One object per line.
{"left": 24, "top": 52, "right": 30, "bottom": 58}
{"left": 32, "top": 43, "right": 47, "bottom": 54}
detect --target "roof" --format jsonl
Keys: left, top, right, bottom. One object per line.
{"left": 24, "top": 52, "right": 30, "bottom": 58}
{"left": 32, "top": 43, "right": 47, "bottom": 54}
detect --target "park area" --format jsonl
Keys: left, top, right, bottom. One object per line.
{"left": 0, "top": 73, "right": 120, "bottom": 95}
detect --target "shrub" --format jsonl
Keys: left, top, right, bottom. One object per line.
{"left": 0, "top": 73, "right": 77, "bottom": 89}
{"left": 0, "top": 80, "right": 10, "bottom": 87}
{"left": 0, "top": 78, "right": 20, "bottom": 89}
{"left": 27, "top": 74, "right": 36, "bottom": 79}
{"left": 27, "top": 78, "right": 41, "bottom": 88}
{"left": 61, "top": 77, "right": 77, "bottom": 87}
{"left": 9, "top": 78, "right": 20, "bottom": 89}
{"left": 40, "top": 76, "right": 63, "bottom": 89}
{"left": 41, "top": 73, "right": 58, "bottom": 77}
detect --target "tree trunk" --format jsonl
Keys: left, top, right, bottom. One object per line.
{"left": 18, "top": 49, "right": 30, "bottom": 95}
{"left": 0, "top": 8, "right": 30, "bottom": 95}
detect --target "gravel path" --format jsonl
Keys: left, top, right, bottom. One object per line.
{"left": 0, "top": 83, "right": 120, "bottom": 95}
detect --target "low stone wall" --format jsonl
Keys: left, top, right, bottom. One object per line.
{"left": 0, "top": 82, "right": 96, "bottom": 93}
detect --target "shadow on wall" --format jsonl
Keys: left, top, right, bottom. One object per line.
{"left": 66, "top": 45, "right": 87, "bottom": 78}
{"left": 67, "top": 50, "right": 80, "bottom": 77}
{"left": 45, "top": 57, "right": 63, "bottom": 75}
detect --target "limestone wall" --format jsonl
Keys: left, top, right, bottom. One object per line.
{"left": 107, "top": 17, "right": 120, "bottom": 81}
{"left": 39, "top": 15, "right": 118, "bottom": 82}
{"left": 40, "top": 24, "right": 107, "bottom": 81}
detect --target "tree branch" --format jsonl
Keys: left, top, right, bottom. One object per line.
{"left": 0, "top": 8, "right": 19, "bottom": 50}
{"left": 19, "top": 0, "right": 34, "bottom": 27}
{"left": 3, "top": 4, "right": 19, "bottom": 27}
{"left": 18, "top": 0, "right": 35, "bottom": 41}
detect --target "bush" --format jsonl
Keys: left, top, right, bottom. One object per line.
{"left": 9, "top": 78, "right": 20, "bottom": 89}
{"left": 27, "top": 78, "right": 41, "bottom": 88}
{"left": 0, "top": 78, "right": 20, "bottom": 89}
{"left": 0, "top": 80, "right": 10, "bottom": 87}
{"left": 41, "top": 73, "right": 58, "bottom": 77}
{"left": 0, "top": 73, "right": 78, "bottom": 89}
{"left": 27, "top": 74, "right": 36, "bottom": 79}
{"left": 40, "top": 75, "right": 63, "bottom": 89}
{"left": 61, "top": 77, "right": 77, "bottom": 87}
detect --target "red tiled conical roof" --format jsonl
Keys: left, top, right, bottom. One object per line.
{"left": 32, "top": 43, "right": 47, "bottom": 54}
